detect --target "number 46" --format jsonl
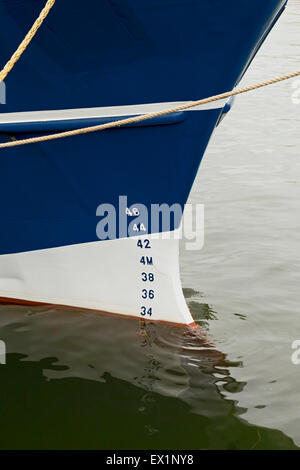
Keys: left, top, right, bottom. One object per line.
{"left": 126, "top": 207, "right": 140, "bottom": 216}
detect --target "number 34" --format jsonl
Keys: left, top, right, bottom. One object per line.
{"left": 141, "top": 307, "right": 152, "bottom": 317}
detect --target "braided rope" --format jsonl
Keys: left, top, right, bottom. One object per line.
{"left": 0, "top": 70, "right": 299, "bottom": 149}
{"left": 0, "top": 0, "right": 298, "bottom": 149}
{"left": 0, "top": 0, "right": 55, "bottom": 83}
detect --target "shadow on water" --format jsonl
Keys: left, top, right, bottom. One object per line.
{"left": 0, "top": 301, "right": 297, "bottom": 450}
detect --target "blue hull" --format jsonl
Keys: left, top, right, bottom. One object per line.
{"left": 0, "top": 0, "right": 286, "bottom": 254}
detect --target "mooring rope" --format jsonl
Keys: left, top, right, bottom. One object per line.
{"left": 0, "top": 0, "right": 298, "bottom": 149}
{"left": 0, "top": 0, "right": 55, "bottom": 83}
{"left": 1, "top": 70, "right": 299, "bottom": 149}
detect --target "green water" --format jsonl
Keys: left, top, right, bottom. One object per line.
{"left": 0, "top": 305, "right": 297, "bottom": 449}
{"left": 0, "top": 1, "right": 299, "bottom": 450}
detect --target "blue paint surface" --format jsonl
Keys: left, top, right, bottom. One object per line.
{"left": 0, "top": 0, "right": 286, "bottom": 254}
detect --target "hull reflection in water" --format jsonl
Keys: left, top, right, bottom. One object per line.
{"left": 0, "top": 301, "right": 297, "bottom": 450}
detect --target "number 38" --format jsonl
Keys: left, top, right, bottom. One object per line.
{"left": 141, "top": 272, "right": 154, "bottom": 282}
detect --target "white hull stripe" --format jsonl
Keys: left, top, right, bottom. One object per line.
{"left": 0, "top": 100, "right": 227, "bottom": 124}
{"left": 0, "top": 232, "right": 195, "bottom": 326}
